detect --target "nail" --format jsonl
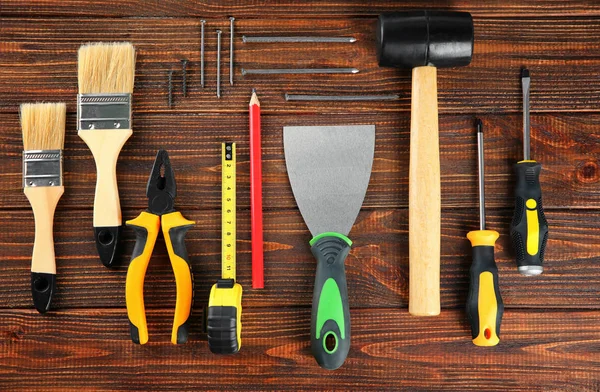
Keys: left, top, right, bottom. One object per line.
{"left": 216, "top": 29, "right": 222, "bottom": 98}
{"left": 200, "top": 20, "right": 206, "bottom": 88}
{"left": 229, "top": 17, "right": 235, "bottom": 86}
{"left": 181, "top": 59, "right": 188, "bottom": 97}
{"left": 168, "top": 69, "right": 174, "bottom": 108}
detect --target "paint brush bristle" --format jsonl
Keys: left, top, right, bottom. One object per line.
{"left": 20, "top": 103, "right": 66, "bottom": 151}
{"left": 78, "top": 42, "right": 136, "bottom": 94}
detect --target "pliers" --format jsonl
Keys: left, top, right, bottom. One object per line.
{"left": 125, "top": 150, "right": 195, "bottom": 345}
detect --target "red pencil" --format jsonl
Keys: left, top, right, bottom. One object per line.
{"left": 249, "top": 89, "right": 264, "bottom": 288}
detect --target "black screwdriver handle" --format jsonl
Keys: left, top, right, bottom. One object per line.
{"left": 510, "top": 161, "right": 549, "bottom": 276}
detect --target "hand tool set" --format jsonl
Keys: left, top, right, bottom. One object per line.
{"left": 207, "top": 143, "right": 243, "bottom": 354}
{"left": 16, "top": 9, "right": 550, "bottom": 368}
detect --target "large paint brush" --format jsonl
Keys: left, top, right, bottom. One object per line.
{"left": 21, "top": 102, "right": 66, "bottom": 313}
{"left": 77, "top": 42, "right": 136, "bottom": 267}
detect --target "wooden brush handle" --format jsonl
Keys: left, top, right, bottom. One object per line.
{"left": 25, "top": 186, "right": 63, "bottom": 313}
{"left": 24, "top": 186, "right": 64, "bottom": 274}
{"left": 408, "top": 66, "right": 441, "bottom": 316}
{"left": 78, "top": 129, "right": 132, "bottom": 227}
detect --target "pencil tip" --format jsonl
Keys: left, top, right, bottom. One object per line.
{"left": 252, "top": 88, "right": 256, "bottom": 94}
{"left": 476, "top": 118, "right": 483, "bottom": 133}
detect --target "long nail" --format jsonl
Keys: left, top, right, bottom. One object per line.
{"left": 229, "top": 17, "right": 235, "bottom": 86}
{"left": 216, "top": 29, "right": 222, "bottom": 98}
{"left": 200, "top": 20, "right": 206, "bottom": 88}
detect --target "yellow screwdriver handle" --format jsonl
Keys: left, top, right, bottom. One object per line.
{"left": 466, "top": 230, "right": 503, "bottom": 347}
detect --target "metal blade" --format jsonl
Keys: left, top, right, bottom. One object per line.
{"left": 284, "top": 125, "right": 375, "bottom": 237}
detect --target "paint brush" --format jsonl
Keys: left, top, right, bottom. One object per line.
{"left": 77, "top": 42, "right": 136, "bottom": 267}
{"left": 21, "top": 102, "right": 66, "bottom": 313}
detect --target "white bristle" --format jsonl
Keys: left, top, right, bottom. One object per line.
{"left": 20, "top": 103, "right": 66, "bottom": 151}
{"left": 78, "top": 42, "right": 136, "bottom": 94}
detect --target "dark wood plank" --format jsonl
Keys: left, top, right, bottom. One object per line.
{"left": 2, "top": 0, "right": 599, "bottom": 18}
{"left": 0, "top": 308, "right": 599, "bottom": 391}
{"left": 1, "top": 17, "right": 600, "bottom": 113}
{"left": 1, "top": 208, "right": 598, "bottom": 310}
{"left": 2, "top": 112, "right": 599, "bottom": 210}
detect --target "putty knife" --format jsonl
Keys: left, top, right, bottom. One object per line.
{"left": 284, "top": 125, "right": 375, "bottom": 370}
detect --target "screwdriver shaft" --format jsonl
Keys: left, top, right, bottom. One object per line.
{"left": 522, "top": 68, "right": 531, "bottom": 160}
{"left": 476, "top": 119, "right": 486, "bottom": 231}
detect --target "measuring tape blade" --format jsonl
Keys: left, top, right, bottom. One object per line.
{"left": 221, "top": 142, "right": 236, "bottom": 280}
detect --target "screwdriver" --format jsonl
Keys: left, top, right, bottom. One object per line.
{"left": 510, "top": 68, "right": 549, "bottom": 276}
{"left": 466, "top": 119, "right": 504, "bottom": 347}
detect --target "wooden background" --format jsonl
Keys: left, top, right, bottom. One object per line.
{"left": 1, "top": 1, "right": 600, "bottom": 391}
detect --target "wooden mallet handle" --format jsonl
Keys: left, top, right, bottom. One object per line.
{"left": 409, "top": 66, "right": 441, "bottom": 316}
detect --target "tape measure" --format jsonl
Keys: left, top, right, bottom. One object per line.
{"left": 207, "top": 142, "right": 243, "bottom": 354}
{"left": 222, "top": 142, "right": 236, "bottom": 280}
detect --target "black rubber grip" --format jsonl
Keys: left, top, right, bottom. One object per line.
{"left": 310, "top": 235, "right": 351, "bottom": 370}
{"left": 94, "top": 226, "right": 122, "bottom": 268}
{"left": 466, "top": 245, "right": 503, "bottom": 341}
{"left": 510, "top": 161, "right": 549, "bottom": 273}
{"left": 168, "top": 224, "right": 194, "bottom": 345}
{"left": 207, "top": 305, "right": 239, "bottom": 354}
{"left": 129, "top": 322, "right": 141, "bottom": 344}
{"left": 31, "top": 272, "right": 56, "bottom": 314}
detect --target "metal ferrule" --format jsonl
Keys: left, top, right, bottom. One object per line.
{"left": 23, "top": 150, "right": 62, "bottom": 188}
{"left": 77, "top": 93, "right": 132, "bottom": 130}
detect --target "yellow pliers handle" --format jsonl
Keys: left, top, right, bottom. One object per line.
{"left": 126, "top": 211, "right": 160, "bottom": 345}
{"left": 162, "top": 211, "right": 195, "bottom": 344}
{"left": 125, "top": 211, "right": 194, "bottom": 345}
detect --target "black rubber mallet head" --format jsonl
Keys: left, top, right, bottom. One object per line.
{"left": 375, "top": 11, "right": 474, "bottom": 318}
{"left": 377, "top": 11, "right": 474, "bottom": 69}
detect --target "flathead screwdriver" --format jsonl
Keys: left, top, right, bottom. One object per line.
{"left": 466, "top": 119, "right": 503, "bottom": 347}
{"left": 510, "top": 68, "right": 549, "bottom": 276}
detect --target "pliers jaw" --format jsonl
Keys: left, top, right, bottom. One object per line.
{"left": 146, "top": 149, "right": 176, "bottom": 215}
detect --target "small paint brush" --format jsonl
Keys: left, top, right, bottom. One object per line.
{"left": 77, "top": 42, "right": 136, "bottom": 268}
{"left": 21, "top": 102, "right": 66, "bottom": 313}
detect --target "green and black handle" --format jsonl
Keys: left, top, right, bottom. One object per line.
{"left": 310, "top": 233, "right": 352, "bottom": 370}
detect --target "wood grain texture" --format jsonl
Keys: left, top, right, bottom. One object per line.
{"left": 0, "top": 308, "right": 599, "bottom": 391}
{"left": 2, "top": 113, "right": 599, "bottom": 211}
{"left": 1, "top": 208, "right": 598, "bottom": 310}
{"left": 2, "top": 0, "right": 600, "bottom": 18}
{"left": 1, "top": 17, "right": 600, "bottom": 113}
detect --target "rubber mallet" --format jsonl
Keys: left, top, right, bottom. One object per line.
{"left": 376, "top": 11, "right": 474, "bottom": 316}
